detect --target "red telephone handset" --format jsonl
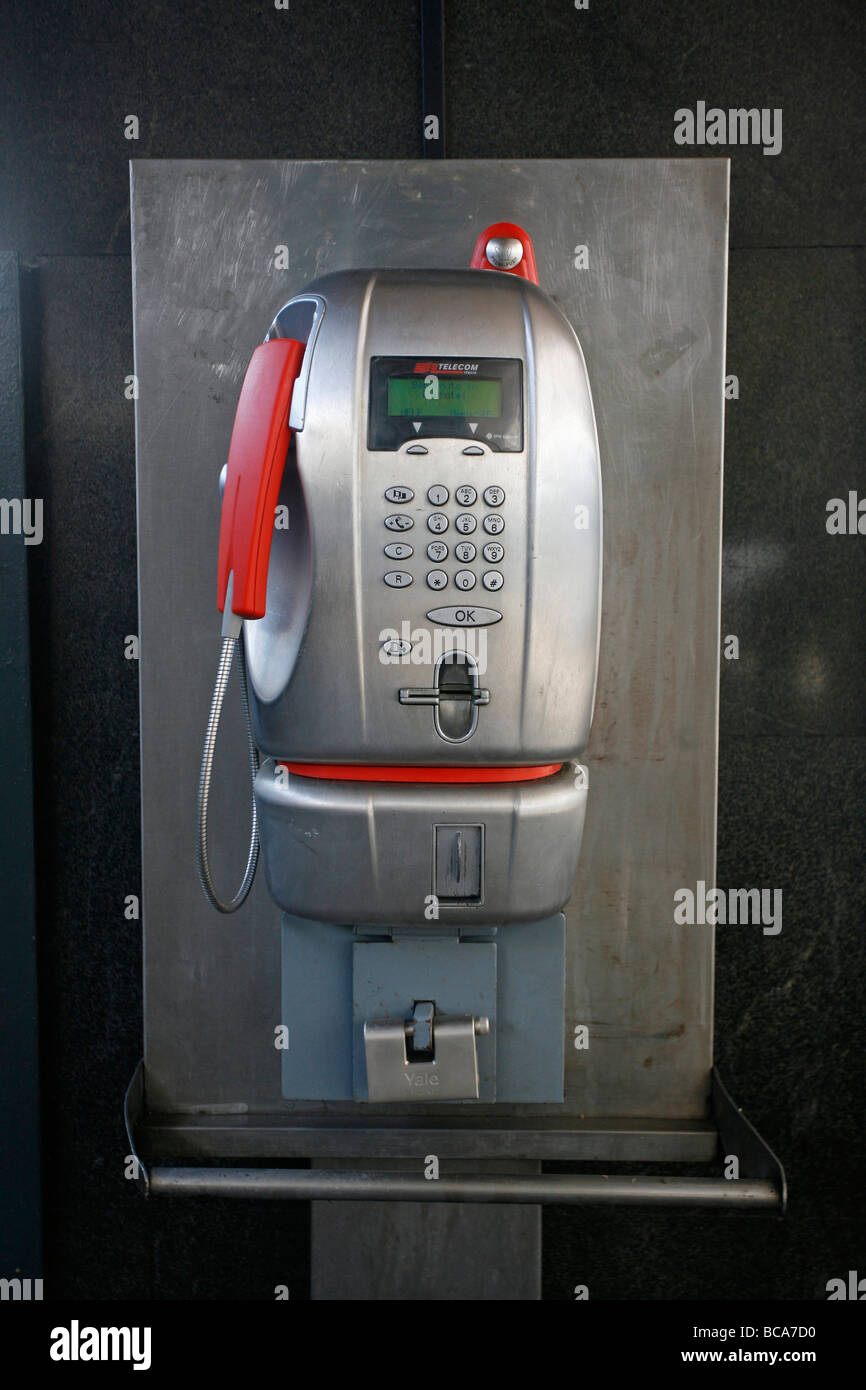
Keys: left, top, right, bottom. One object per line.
{"left": 217, "top": 337, "right": 306, "bottom": 620}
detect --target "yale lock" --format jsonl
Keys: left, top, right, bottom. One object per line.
{"left": 364, "top": 1002, "right": 490, "bottom": 1103}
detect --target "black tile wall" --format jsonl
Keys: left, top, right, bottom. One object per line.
{"left": 2, "top": 0, "right": 862, "bottom": 1300}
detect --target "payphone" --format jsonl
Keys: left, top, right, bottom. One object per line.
{"left": 196, "top": 223, "right": 602, "bottom": 1103}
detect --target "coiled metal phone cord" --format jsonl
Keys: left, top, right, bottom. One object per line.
{"left": 196, "top": 632, "right": 260, "bottom": 913}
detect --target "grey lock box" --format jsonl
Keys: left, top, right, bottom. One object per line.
{"left": 352, "top": 937, "right": 497, "bottom": 1102}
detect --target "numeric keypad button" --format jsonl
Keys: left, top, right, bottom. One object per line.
{"left": 427, "top": 513, "right": 449, "bottom": 534}
{"left": 426, "top": 541, "right": 448, "bottom": 562}
{"left": 455, "top": 542, "right": 476, "bottom": 562}
{"left": 482, "top": 514, "right": 504, "bottom": 535}
{"left": 385, "top": 514, "right": 414, "bottom": 532}
{"left": 455, "top": 485, "right": 477, "bottom": 506}
{"left": 455, "top": 513, "right": 477, "bottom": 535}
{"left": 482, "top": 541, "right": 504, "bottom": 563}
{"left": 483, "top": 486, "right": 505, "bottom": 506}
{"left": 427, "top": 485, "right": 449, "bottom": 506}
{"left": 454, "top": 570, "right": 477, "bottom": 591}
{"left": 426, "top": 570, "right": 448, "bottom": 590}
{"left": 384, "top": 571, "right": 413, "bottom": 588}
{"left": 482, "top": 571, "right": 504, "bottom": 592}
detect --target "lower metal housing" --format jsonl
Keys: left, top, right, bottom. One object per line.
{"left": 255, "top": 761, "right": 587, "bottom": 925}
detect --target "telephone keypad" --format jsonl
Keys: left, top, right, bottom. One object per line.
{"left": 382, "top": 473, "right": 508, "bottom": 595}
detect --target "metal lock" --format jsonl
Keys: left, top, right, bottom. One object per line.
{"left": 363, "top": 1001, "right": 490, "bottom": 1102}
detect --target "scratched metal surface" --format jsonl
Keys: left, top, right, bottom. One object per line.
{"left": 133, "top": 159, "right": 727, "bottom": 1130}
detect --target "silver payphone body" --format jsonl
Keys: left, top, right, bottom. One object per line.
{"left": 198, "top": 224, "right": 602, "bottom": 1102}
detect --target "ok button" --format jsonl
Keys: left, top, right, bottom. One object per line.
{"left": 426, "top": 605, "right": 502, "bottom": 627}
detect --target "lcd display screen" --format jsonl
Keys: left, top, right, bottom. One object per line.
{"left": 387, "top": 376, "right": 502, "bottom": 418}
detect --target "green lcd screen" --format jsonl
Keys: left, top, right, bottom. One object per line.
{"left": 387, "top": 375, "right": 502, "bottom": 418}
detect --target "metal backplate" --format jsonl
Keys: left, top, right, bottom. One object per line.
{"left": 132, "top": 159, "right": 727, "bottom": 1144}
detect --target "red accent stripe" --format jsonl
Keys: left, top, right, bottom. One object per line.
{"left": 280, "top": 762, "right": 563, "bottom": 784}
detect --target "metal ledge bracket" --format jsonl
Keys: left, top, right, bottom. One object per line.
{"left": 125, "top": 1061, "right": 785, "bottom": 1211}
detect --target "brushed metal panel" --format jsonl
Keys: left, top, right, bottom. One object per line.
{"left": 133, "top": 158, "right": 726, "bottom": 1129}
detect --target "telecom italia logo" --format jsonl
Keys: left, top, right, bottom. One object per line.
{"left": 413, "top": 360, "right": 480, "bottom": 374}
{"left": 49, "top": 1321, "right": 152, "bottom": 1371}
{"left": 674, "top": 102, "right": 783, "bottom": 156}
